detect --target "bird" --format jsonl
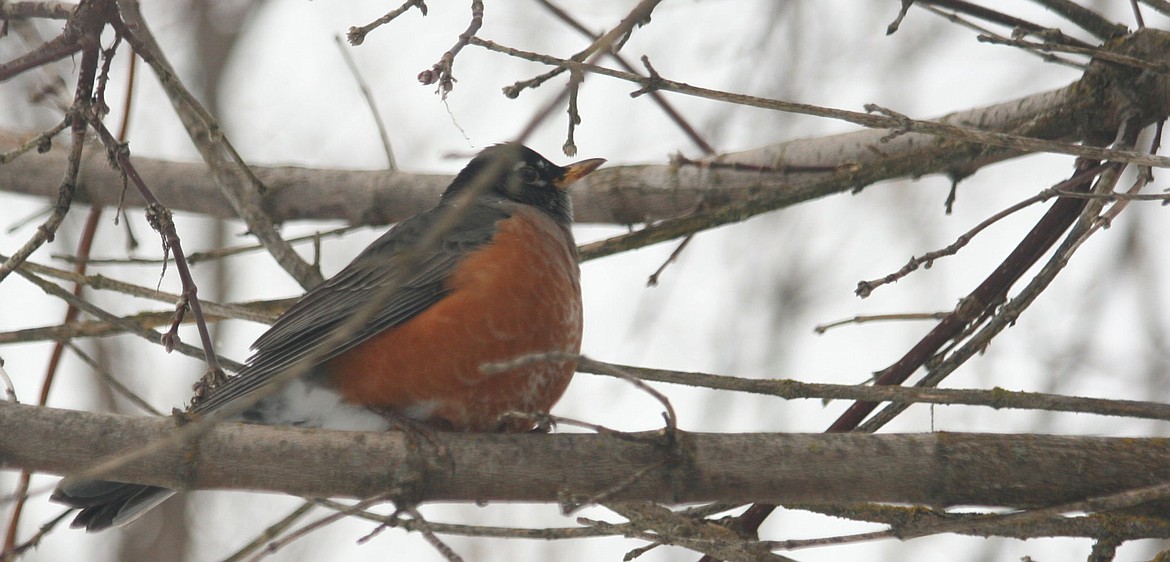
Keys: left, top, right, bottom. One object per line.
{"left": 51, "top": 143, "right": 606, "bottom": 531}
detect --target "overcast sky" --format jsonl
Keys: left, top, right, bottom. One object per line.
{"left": 3, "top": 2, "right": 1169, "bottom": 561}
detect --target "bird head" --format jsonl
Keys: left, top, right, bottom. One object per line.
{"left": 444, "top": 143, "right": 606, "bottom": 225}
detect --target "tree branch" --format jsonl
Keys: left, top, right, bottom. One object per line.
{"left": 4, "top": 30, "right": 1169, "bottom": 231}
{"left": 6, "top": 401, "right": 1170, "bottom": 512}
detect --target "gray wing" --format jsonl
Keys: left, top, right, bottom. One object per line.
{"left": 192, "top": 201, "right": 512, "bottom": 413}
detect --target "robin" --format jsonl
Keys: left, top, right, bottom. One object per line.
{"left": 51, "top": 143, "right": 606, "bottom": 531}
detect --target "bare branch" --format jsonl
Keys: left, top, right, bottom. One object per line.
{"left": 113, "top": 0, "right": 323, "bottom": 289}
{"left": 10, "top": 401, "right": 1170, "bottom": 513}
{"left": 6, "top": 32, "right": 1170, "bottom": 236}
{"left": 1028, "top": 0, "right": 1127, "bottom": 40}
{"left": 346, "top": 0, "right": 427, "bottom": 46}
{"left": 578, "top": 358, "right": 1170, "bottom": 423}
{"left": 468, "top": 33, "right": 1170, "bottom": 167}
{"left": 417, "top": 0, "right": 483, "bottom": 95}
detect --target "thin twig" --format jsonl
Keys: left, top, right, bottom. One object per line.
{"left": 563, "top": 69, "right": 583, "bottom": 156}
{"left": 469, "top": 37, "right": 1170, "bottom": 169}
{"left": 856, "top": 164, "right": 1103, "bottom": 297}
{"left": 85, "top": 116, "right": 224, "bottom": 378}
{"left": 0, "top": 14, "right": 82, "bottom": 81}
{"left": 484, "top": 352, "right": 676, "bottom": 431}
{"left": 569, "top": 0, "right": 663, "bottom": 63}
{"left": 0, "top": 508, "right": 71, "bottom": 562}
{"left": 12, "top": 266, "right": 244, "bottom": 371}
{"left": 313, "top": 497, "right": 621, "bottom": 540}
{"left": 333, "top": 34, "right": 396, "bottom": 170}
{"left": 0, "top": 300, "right": 286, "bottom": 345}
{"left": 914, "top": 0, "right": 1094, "bottom": 47}
{"left": 923, "top": 6, "right": 1085, "bottom": 70}
{"left": 0, "top": 118, "right": 70, "bottom": 164}
{"left": 813, "top": 312, "right": 950, "bottom": 333}
{"left": 113, "top": 0, "right": 323, "bottom": 288}
{"left": 886, "top": 0, "right": 914, "bottom": 34}
{"left": 64, "top": 342, "right": 163, "bottom": 415}
{"left": 346, "top": 0, "right": 427, "bottom": 46}
{"left": 503, "top": 0, "right": 665, "bottom": 146}
{"left": 857, "top": 120, "right": 1141, "bottom": 433}
{"left": 400, "top": 507, "right": 466, "bottom": 562}
{"left": 4, "top": 204, "right": 103, "bottom": 550}
{"left": 1027, "top": 0, "right": 1127, "bottom": 40}
{"left": 532, "top": 0, "right": 716, "bottom": 155}
{"left": 798, "top": 502, "right": 1170, "bottom": 541}
{"left": 219, "top": 501, "right": 316, "bottom": 562}
{"left": 582, "top": 357, "right": 677, "bottom": 432}
{"left": 417, "top": 0, "right": 483, "bottom": 96}
{"left": 976, "top": 33, "right": 1170, "bottom": 73}
{"left": 59, "top": 225, "right": 361, "bottom": 266}
{"left": 245, "top": 494, "right": 394, "bottom": 562}
{"left": 577, "top": 357, "right": 1170, "bottom": 422}
{"left": 646, "top": 234, "right": 693, "bottom": 287}
{"left": 5, "top": 255, "right": 284, "bottom": 327}
{"left": 478, "top": 350, "right": 580, "bottom": 375}
{"left": 0, "top": 90, "right": 90, "bottom": 285}
{"left": 875, "top": 476, "right": 1170, "bottom": 542}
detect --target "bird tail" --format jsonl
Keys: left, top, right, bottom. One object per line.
{"left": 51, "top": 480, "right": 175, "bottom": 532}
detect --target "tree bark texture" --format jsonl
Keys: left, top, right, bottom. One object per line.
{"left": 4, "top": 401, "right": 1170, "bottom": 509}
{"left": 2, "top": 29, "right": 1168, "bottom": 227}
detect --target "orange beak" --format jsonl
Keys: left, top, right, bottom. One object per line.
{"left": 553, "top": 158, "right": 607, "bottom": 189}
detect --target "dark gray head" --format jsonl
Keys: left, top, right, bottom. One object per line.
{"left": 442, "top": 143, "right": 605, "bottom": 225}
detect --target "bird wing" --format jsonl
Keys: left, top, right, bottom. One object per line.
{"left": 191, "top": 200, "right": 513, "bottom": 414}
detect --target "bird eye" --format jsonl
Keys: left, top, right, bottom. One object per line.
{"left": 518, "top": 166, "right": 540, "bottom": 184}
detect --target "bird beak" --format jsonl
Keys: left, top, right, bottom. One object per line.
{"left": 553, "top": 158, "right": 607, "bottom": 189}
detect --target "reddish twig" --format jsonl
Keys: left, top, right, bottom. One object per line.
{"left": 0, "top": 18, "right": 82, "bottom": 81}
{"left": 0, "top": 509, "right": 71, "bottom": 561}
{"left": 85, "top": 116, "right": 224, "bottom": 379}
{"left": 719, "top": 152, "right": 1127, "bottom": 556}
{"left": 833, "top": 163, "right": 1103, "bottom": 412}
{"left": 0, "top": 3, "right": 115, "bottom": 549}
{"left": 1, "top": 207, "right": 102, "bottom": 553}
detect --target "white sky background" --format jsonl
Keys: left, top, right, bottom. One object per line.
{"left": 3, "top": 1, "right": 1170, "bottom": 560}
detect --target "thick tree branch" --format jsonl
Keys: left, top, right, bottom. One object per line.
{"left": 5, "top": 401, "right": 1170, "bottom": 511}
{"left": 3, "top": 29, "right": 1169, "bottom": 230}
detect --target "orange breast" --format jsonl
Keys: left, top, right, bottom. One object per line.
{"left": 323, "top": 207, "right": 582, "bottom": 431}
